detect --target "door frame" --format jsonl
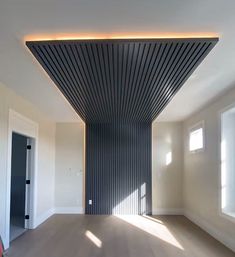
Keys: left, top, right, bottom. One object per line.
{"left": 5, "top": 110, "right": 38, "bottom": 248}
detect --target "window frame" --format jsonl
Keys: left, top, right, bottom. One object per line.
{"left": 188, "top": 120, "right": 205, "bottom": 153}
{"left": 219, "top": 104, "right": 235, "bottom": 222}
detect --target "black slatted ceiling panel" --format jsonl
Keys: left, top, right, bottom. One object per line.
{"left": 26, "top": 38, "right": 218, "bottom": 123}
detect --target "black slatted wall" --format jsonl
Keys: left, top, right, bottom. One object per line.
{"left": 86, "top": 123, "right": 152, "bottom": 214}
{"left": 26, "top": 38, "right": 218, "bottom": 215}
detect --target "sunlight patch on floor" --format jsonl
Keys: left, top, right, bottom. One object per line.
{"left": 142, "top": 214, "right": 163, "bottom": 224}
{"left": 115, "top": 215, "right": 184, "bottom": 250}
{"left": 85, "top": 230, "right": 102, "bottom": 248}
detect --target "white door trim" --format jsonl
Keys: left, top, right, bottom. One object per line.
{"left": 5, "top": 109, "right": 38, "bottom": 248}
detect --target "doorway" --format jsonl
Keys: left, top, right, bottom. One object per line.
{"left": 4, "top": 110, "right": 38, "bottom": 249}
{"left": 10, "top": 132, "right": 31, "bottom": 241}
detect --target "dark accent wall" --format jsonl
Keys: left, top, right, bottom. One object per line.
{"left": 86, "top": 123, "right": 152, "bottom": 215}
{"left": 26, "top": 38, "right": 218, "bottom": 215}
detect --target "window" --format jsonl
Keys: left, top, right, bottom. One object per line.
{"left": 221, "top": 107, "right": 235, "bottom": 219}
{"left": 189, "top": 122, "right": 204, "bottom": 152}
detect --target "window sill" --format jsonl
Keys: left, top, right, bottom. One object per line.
{"left": 189, "top": 148, "right": 204, "bottom": 154}
{"left": 221, "top": 211, "right": 235, "bottom": 224}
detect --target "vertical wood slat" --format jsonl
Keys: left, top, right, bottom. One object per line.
{"left": 26, "top": 38, "right": 218, "bottom": 123}
{"left": 26, "top": 38, "right": 218, "bottom": 215}
{"left": 85, "top": 122, "right": 152, "bottom": 215}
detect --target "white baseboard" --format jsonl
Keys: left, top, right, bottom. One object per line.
{"left": 34, "top": 208, "right": 54, "bottom": 228}
{"left": 184, "top": 210, "right": 235, "bottom": 253}
{"left": 152, "top": 208, "right": 184, "bottom": 215}
{"left": 54, "top": 207, "right": 84, "bottom": 214}
{"left": 33, "top": 207, "right": 84, "bottom": 228}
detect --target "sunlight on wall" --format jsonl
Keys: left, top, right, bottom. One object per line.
{"left": 166, "top": 152, "right": 172, "bottom": 166}
{"left": 112, "top": 184, "right": 148, "bottom": 214}
{"left": 85, "top": 230, "right": 102, "bottom": 248}
{"left": 115, "top": 215, "right": 184, "bottom": 250}
{"left": 141, "top": 183, "right": 146, "bottom": 215}
{"left": 112, "top": 189, "right": 138, "bottom": 214}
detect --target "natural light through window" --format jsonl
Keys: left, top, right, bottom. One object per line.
{"left": 85, "top": 230, "right": 102, "bottom": 248}
{"left": 115, "top": 215, "right": 184, "bottom": 250}
{"left": 141, "top": 183, "right": 146, "bottom": 215}
{"left": 221, "top": 107, "right": 235, "bottom": 218}
{"left": 112, "top": 189, "right": 138, "bottom": 214}
{"left": 166, "top": 152, "right": 172, "bottom": 165}
{"left": 189, "top": 125, "right": 204, "bottom": 152}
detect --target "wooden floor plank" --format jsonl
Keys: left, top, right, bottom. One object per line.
{"left": 7, "top": 215, "right": 235, "bottom": 257}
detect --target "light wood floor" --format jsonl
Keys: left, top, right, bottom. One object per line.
{"left": 8, "top": 215, "right": 235, "bottom": 257}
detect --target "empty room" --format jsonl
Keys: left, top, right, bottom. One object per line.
{"left": 1, "top": 0, "right": 235, "bottom": 256}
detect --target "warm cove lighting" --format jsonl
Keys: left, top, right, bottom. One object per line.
{"left": 24, "top": 33, "right": 218, "bottom": 42}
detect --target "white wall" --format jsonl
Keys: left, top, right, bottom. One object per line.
{"left": 183, "top": 87, "right": 235, "bottom": 252}
{"left": 3, "top": 75, "right": 235, "bottom": 251}
{"left": 0, "top": 82, "right": 56, "bottom": 247}
{"left": 152, "top": 122, "right": 183, "bottom": 214}
{"left": 55, "top": 122, "right": 84, "bottom": 213}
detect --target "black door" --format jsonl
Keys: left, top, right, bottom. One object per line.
{"left": 10, "top": 133, "right": 28, "bottom": 241}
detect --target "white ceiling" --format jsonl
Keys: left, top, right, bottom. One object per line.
{"left": 0, "top": 0, "right": 235, "bottom": 122}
